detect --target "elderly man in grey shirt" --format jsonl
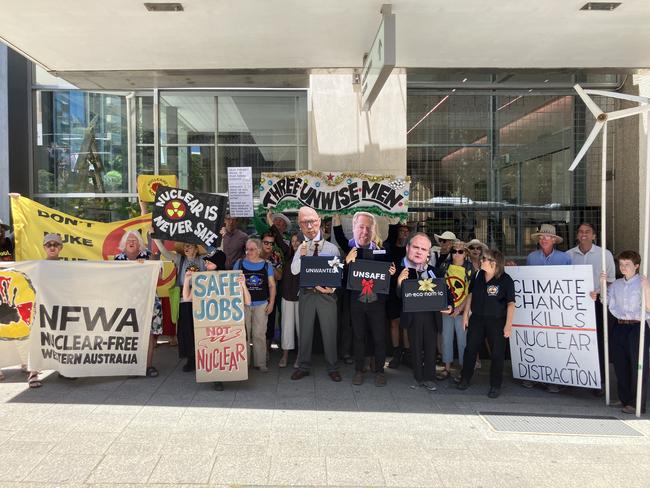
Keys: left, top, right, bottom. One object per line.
{"left": 290, "top": 206, "right": 342, "bottom": 382}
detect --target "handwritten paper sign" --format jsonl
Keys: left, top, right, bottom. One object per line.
{"left": 227, "top": 167, "right": 254, "bottom": 217}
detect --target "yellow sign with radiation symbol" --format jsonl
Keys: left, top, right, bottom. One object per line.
{"left": 137, "top": 175, "right": 178, "bottom": 203}
{"left": 0, "top": 270, "right": 36, "bottom": 340}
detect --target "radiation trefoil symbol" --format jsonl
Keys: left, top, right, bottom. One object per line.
{"left": 164, "top": 200, "right": 186, "bottom": 220}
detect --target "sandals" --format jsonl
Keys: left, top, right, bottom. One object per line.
{"left": 278, "top": 357, "right": 288, "bottom": 368}
{"left": 28, "top": 372, "right": 42, "bottom": 388}
{"left": 435, "top": 369, "right": 450, "bottom": 381}
{"left": 146, "top": 366, "right": 159, "bottom": 377}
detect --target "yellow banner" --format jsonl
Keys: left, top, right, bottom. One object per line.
{"left": 137, "top": 175, "right": 178, "bottom": 203}
{"left": 10, "top": 196, "right": 177, "bottom": 296}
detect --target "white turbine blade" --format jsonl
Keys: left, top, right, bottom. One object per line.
{"left": 569, "top": 119, "right": 605, "bottom": 171}
{"left": 585, "top": 89, "right": 650, "bottom": 104}
{"left": 608, "top": 104, "right": 650, "bottom": 121}
{"left": 574, "top": 84, "right": 604, "bottom": 119}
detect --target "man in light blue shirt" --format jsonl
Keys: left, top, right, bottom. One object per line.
{"left": 525, "top": 224, "right": 571, "bottom": 266}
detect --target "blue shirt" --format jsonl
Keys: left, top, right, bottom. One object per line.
{"left": 526, "top": 249, "right": 572, "bottom": 266}
{"left": 608, "top": 274, "right": 650, "bottom": 321}
{"left": 233, "top": 259, "right": 274, "bottom": 306}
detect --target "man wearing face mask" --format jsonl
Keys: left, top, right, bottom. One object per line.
{"left": 334, "top": 212, "right": 396, "bottom": 386}
{"left": 290, "top": 206, "right": 342, "bottom": 382}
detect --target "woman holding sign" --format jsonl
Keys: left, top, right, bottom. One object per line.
{"left": 457, "top": 249, "right": 515, "bottom": 399}
{"left": 234, "top": 238, "right": 276, "bottom": 372}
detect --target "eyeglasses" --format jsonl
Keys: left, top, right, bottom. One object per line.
{"left": 299, "top": 219, "right": 319, "bottom": 227}
{"left": 480, "top": 256, "right": 495, "bottom": 262}
{"left": 468, "top": 246, "right": 482, "bottom": 251}
{"left": 262, "top": 241, "right": 274, "bottom": 245}
{"left": 450, "top": 249, "right": 465, "bottom": 255}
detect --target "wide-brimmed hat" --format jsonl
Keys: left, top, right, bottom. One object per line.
{"left": 43, "top": 233, "right": 62, "bottom": 245}
{"left": 434, "top": 231, "right": 457, "bottom": 243}
{"left": 272, "top": 213, "right": 291, "bottom": 231}
{"left": 0, "top": 219, "right": 9, "bottom": 231}
{"left": 466, "top": 238, "right": 488, "bottom": 251}
{"left": 174, "top": 241, "right": 207, "bottom": 255}
{"left": 202, "top": 249, "right": 226, "bottom": 270}
{"left": 531, "top": 224, "right": 563, "bottom": 244}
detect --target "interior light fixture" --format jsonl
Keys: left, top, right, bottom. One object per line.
{"left": 144, "top": 2, "right": 183, "bottom": 12}
{"left": 580, "top": 2, "right": 621, "bottom": 11}
{"left": 462, "top": 78, "right": 468, "bottom": 83}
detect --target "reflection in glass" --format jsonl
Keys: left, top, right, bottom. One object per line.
{"left": 161, "top": 146, "right": 215, "bottom": 193}
{"left": 160, "top": 93, "right": 216, "bottom": 145}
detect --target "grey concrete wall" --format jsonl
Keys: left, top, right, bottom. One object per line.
{"left": 634, "top": 73, "right": 650, "bottom": 271}
{"left": 308, "top": 69, "right": 406, "bottom": 174}
{"left": 0, "top": 45, "right": 8, "bottom": 224}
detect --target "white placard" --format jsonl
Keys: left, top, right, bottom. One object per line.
{"left": 227, "top": 167, "right": 253, "bottom": 217}
{"left": 507, "top": 265, "right": 600, "bottom": 389}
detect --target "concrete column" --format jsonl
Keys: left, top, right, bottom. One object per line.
{"left": 308, "top": 69, "right": 406, "bottom": 174}
{"left": 634, "top": 73, "right": 650, "bottom": 263}
{"left": 0, "top": 45, "right": 8, "bottom": 223}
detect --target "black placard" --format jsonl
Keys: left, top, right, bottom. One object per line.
{"left": 299, "top": 256, "right": 343, "bottom": 288}
{"left": 347, "top": 259, "right": 391, "bottom": 295}
{"left": 402, "top": 278, "right": 448, "bottom": 312}
{"left": 151, "top": 186, "right": 227, "bottom": 247}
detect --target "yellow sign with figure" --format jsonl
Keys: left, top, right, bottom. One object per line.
{"left": 137, "top": 175, "right": 178, "bottom": 202}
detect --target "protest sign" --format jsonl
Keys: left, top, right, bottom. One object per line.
{"left": 137, "top": 174, "right": 178, "bottom": 202}
{"left": 10, "top": 196, "right": 177, "bottom": 296}
{"left": 191, "top": 271, "right": 248, "bottom": 382}
{"left": 227, "top": 167, "right": 253, "bottom": 217}
{"left": 299, "top": 256, "right": 344, "bottom": 288}
{"left": 401, "top": 278, "right": 448, "bottom": 312}
{"left": 23, "top": 260, "right": 160, "bottom": 376}
{"left": 507, "top": 265, "right": 600, "bottom": 389}
{"left": 347, "top": 259, "right": 391, "bottom": 295}
{"left": 259, "top": 171, "right": 410, "bottom": 218}
{"left": 0, "top": 262, "right": 36, "bottom": 368}
{"left": 152, "top": 186, "right": 227, "bottom": 248}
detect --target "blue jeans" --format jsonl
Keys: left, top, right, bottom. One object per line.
{"left": 442, "top": 313, "right": 466, "bottom": 366}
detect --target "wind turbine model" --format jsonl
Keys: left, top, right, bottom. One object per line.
{"left": 569, "top": 84, "right": 650, "bottom": 417}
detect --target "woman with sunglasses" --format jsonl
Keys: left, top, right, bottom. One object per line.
{"left": 457, "top": 249, "right": 515, "bottom": 398}
{"left": 466, "top": 239, "right": 488, "bottom": 274}
{"left": 435, "top": 240, "right": 474, "bottom": 380}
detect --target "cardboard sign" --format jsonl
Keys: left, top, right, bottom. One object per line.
{"left": 347, "top": 259, "right": 391, "bottom": 295}
{"left": 401, "top": 278, "right": 448, "bottom": 312}
{"left": 259, "top": 171, "right": 410, "bottom": 218}
{"left": 191, "top": 271, "right": 248, "bottom": 382}
{"left": 137, "top": 175, "right": 178, "bottom": 202}
{"left": 151, "top": 186, "right": 227, "bottom": 247}
{"left": 299, "top": 256, "right": 343, "bottom": 288}
{"left": 227, "top": 167, "right": 254, "bottom": 217}
{"left": 506, "top": 265, "right": 600, "bottom": 389}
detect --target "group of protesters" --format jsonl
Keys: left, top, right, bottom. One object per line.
{"left": 1, "top": 200, "right": 649, "bottom": 413}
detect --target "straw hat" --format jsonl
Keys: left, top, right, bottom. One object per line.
{"left": 434, "top": 231, "right": 457, "bottom": 243}
{"left": 272, "top": 213, "right": 291, "bottom": 231}
{"left": 531, "top": 224, "right": 563, "bottom": 244}
{"left": 466, "top": 238, "right": 488, "bottom": 250}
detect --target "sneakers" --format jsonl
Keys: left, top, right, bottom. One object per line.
{"left": 387, "top": 352, "right": 402, "bottom": 369}
{"left": 409, "top": 382, "right": 424, "bottom": 389}
{"left": 422, "top": 381, "right": 437, "bottom": 391}
{"left": 259, "top": 366, "right": 269, "bottom": 373}
{"left": 375, "top": 373, "right": 386, "bottom": 387}
{"left": 621, "top": 405, "right": 636, "bottom": 414}
{"left": 352, "top": 371, "right": 364, "bottom": 386}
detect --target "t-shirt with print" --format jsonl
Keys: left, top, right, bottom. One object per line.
{"left": 0, "top": 237, "right": 13, "bottom": 262}
{"left": 469, "top": 269, "right": 515, "bottom": 318}
{"left": 446, "top": 264, "right": 470, "bottom": 308}
{"left": 233, "top": 259, "right": 274, "bottom": 307}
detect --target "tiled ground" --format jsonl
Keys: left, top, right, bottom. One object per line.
{"left": 1, "top": 344, "right": 649, "bottom": 487}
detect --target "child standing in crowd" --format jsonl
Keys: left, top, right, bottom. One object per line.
{"left": 606, "top": 251, "right": 650, "bottom": 414}
{"left": 395, "top": 232, "right": 453, "bottom": 391}
{"left": 457, "top": 249, "right": 515, "bottom": 399}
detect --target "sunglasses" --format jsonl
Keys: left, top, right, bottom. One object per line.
{"left": 468, "top": 246, "right": 482, "bottom": 251}
{"left": 450, "top": 249, "right": 465, "bottom": 255}
{"left": 438, "top": 239, "right": 449, "bottom": 243}
{"left": 262, "top": 241, "right": 274, "bottom": 245}
{"left": 44, "top": 242, "right": 61, "bottom": 248}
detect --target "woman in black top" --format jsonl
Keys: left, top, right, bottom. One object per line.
{"left": 457, "top": 249, "right": 515, "bottom": 399}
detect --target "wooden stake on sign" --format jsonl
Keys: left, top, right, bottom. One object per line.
{"left": 569, "top": 84, "right": 650, "bottom": 415}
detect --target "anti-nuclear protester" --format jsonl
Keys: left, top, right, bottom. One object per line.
{"left": 299, "top": 256, "right": 344, "bottom": 288}
{"left": 151, "top": 186, "right": 227, "bottom": 247}
{"left": 260, "top": 171, "right": 410, "bottom": 218}
{"left": 401, "top": 278, "right": 448, "bottom": 312}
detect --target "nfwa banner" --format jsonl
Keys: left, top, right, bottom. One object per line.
{"left": 259, "top": 171, "right": 410, "bottom": 218}
{"left": 11, "top": 260, "right": 160, "bottom": 376}
{"left": 191, "top": 271, "right": 248, "bottom": 382}
{"left": 10, "top": 196, "right": 176, "bottom": 296}
{"left": 507, "top": 265, "right": 600, "bottom": 389}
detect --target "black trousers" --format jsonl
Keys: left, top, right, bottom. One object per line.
{"left": 177, "top": 302, "right": 195, "bottom": 360}
{"left": 461, "top": 315, "right": 507, "bottom": 388}
{"left": 337, "top": 289, "right": 353, "bottom": 358}
{"left": 612, "top": 320, "right": 649, "bottom": 409}
{"left": 266, "top": 304, "right": 277, "bottom": 341}
{"left": 594, "top": 297, "right": 612, "bottom": 382}
{"left": 407, "top": 312, "right": 438, "bottom": 382}
{"left": 351, "top": 300, "right": 387, "bottom": 373}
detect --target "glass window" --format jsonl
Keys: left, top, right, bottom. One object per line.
{"left": 161, "top": 146, "right": 215, "bottom": 193}
{"left": 160, "top": 92, "right": 216, "bottom": 145}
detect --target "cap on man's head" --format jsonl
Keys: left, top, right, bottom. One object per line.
{"left": 43, "top": 233, "right": 63, "bottom": 246}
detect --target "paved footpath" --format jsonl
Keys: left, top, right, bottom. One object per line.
{"left": 1, "top": 345, "right": 649, "bottom": 488}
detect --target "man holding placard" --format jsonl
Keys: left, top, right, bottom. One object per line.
{"left": 395, "top": 233, "right": 453, "bottom": 390}
{"left": 290, "top": 206, "right": 342, "bottom": 382}
{"left": 336, "top": 212, "right": 396, "bottom": 387}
